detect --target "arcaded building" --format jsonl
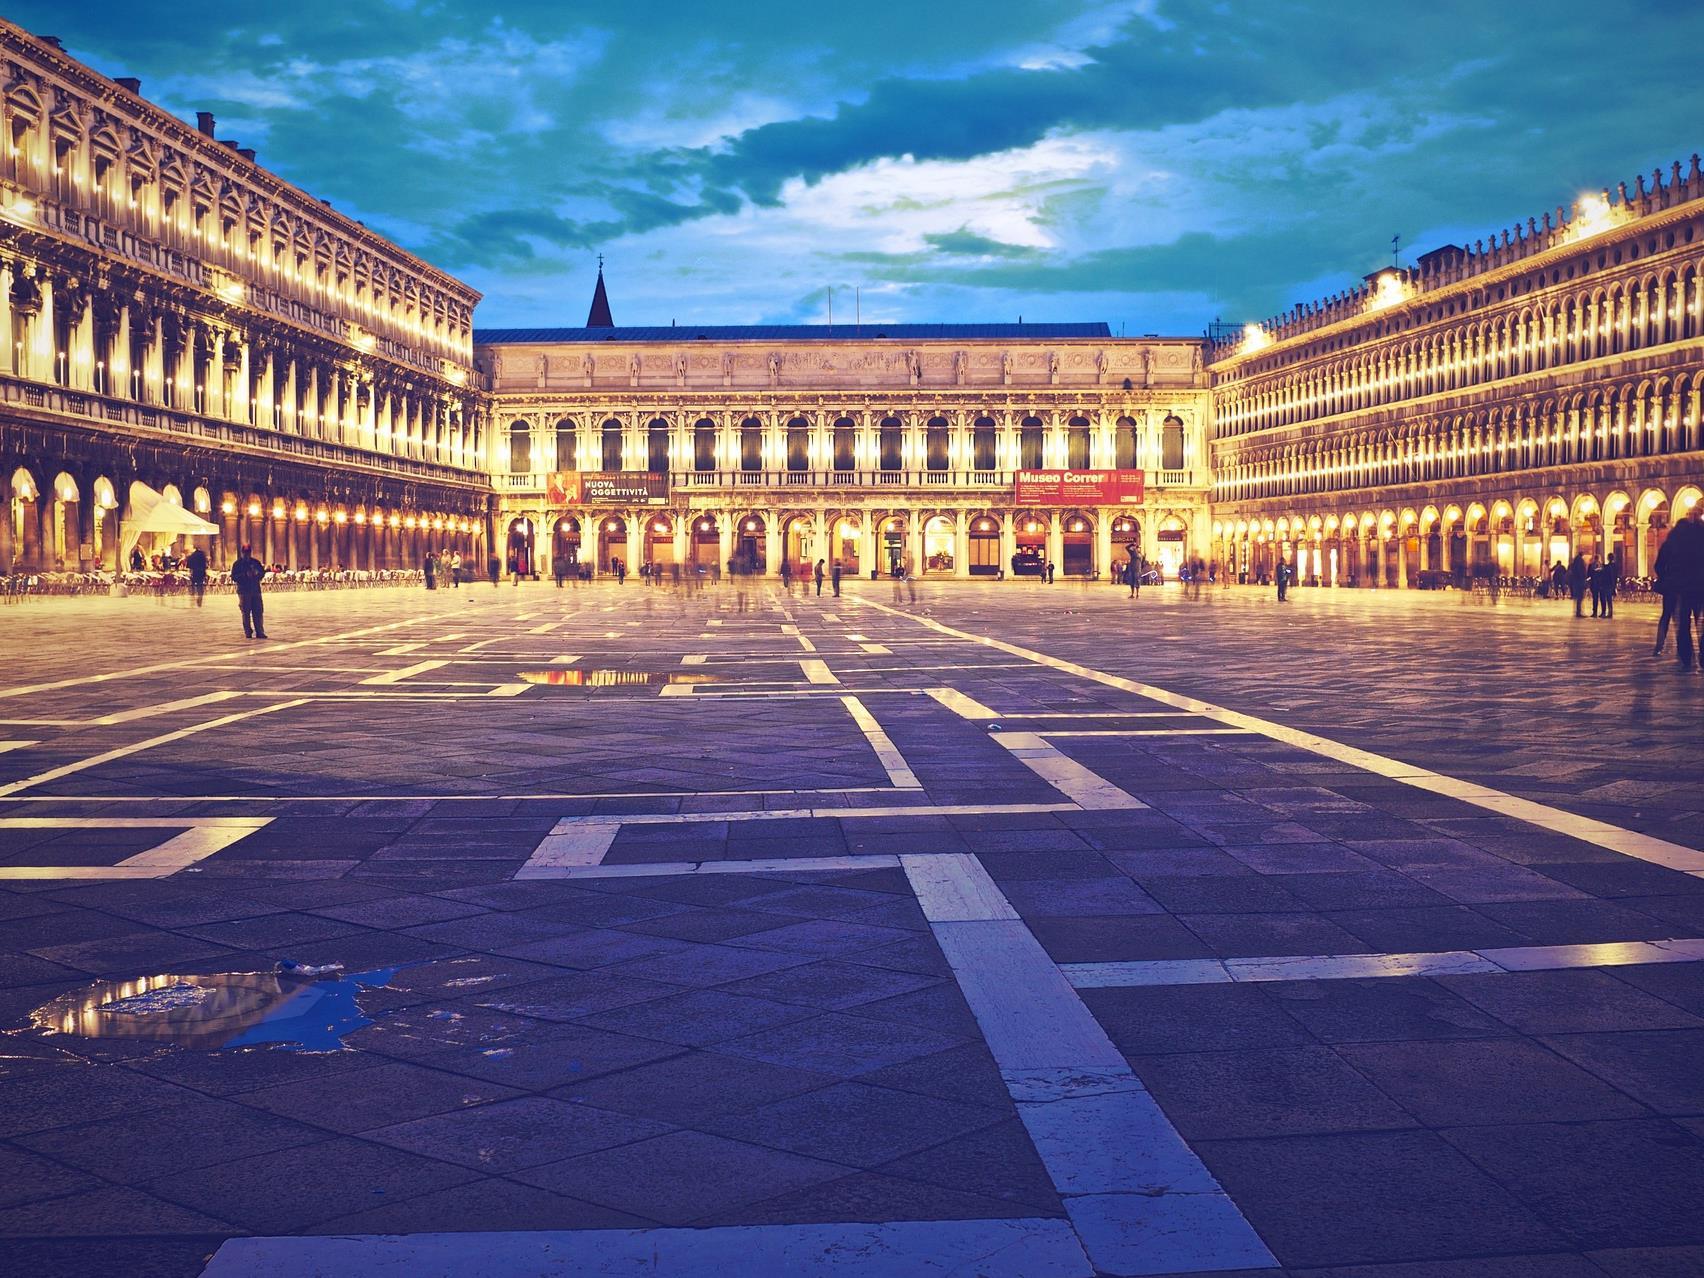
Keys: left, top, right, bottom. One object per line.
{"left": 477, "top": 279, "right": 1212, "bottom": 581}
{"left": 4, "top": 20, "right": 1699, "bottom": 590}
{"left": 0, "top": 21, "right": 489, "bottom": 574}
{"left": 1207, "top": 160, "right": 1704, "bottom": 587}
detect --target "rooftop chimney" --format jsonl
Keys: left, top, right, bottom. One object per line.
{"left": 115, "top": 77, "right": 141, "bottom": 94}
{"left": 38, "top": 35, "right": 64, "bottom": 51}
{"left": 196, "top": 111, "right": 216, "bottom": 137}
{"left": 237, "top": 148, "right": 256, "bottom": 163}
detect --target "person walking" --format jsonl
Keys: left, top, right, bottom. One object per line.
{"left": 1568, "top": 552, "right": 1588, "bottom": 617}
{"left": 831, "top": 560, "right": 842, "bottom": 597}
{"left": 814, "top": 559, "right": 825, "bottom": 597}
{"left": 424, "top": 551, "right": 437, "bottom": 590}
{"left": 781, "top": 560, "right": 794, "bottom": 594}
{"left": 1653, "top": 527, "right": 1683, "bottom": 656}
{"left": 230, "top": 544, "right": 268, "bottom": 639}
{"left": 488, "top": 552, "right": 500, "bottom": 587}
{"left": 185, "top": 546, "right": 208, "bottom": 607}
{"left": 1045, "top": 559, "right": 1056, "bottom": 585}
{"left": 1549, "top": 560, "right": 1567, "bottom": 602}
{"left": 615, "top": 558, "right": 627, "bottom": 585}
{"left": 1275, "top": 559, "right": 1289, "bottom": 602}
{"left": 1664, "top": 502, "right": 1704, "bottom": 671}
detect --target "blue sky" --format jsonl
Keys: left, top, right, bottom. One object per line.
{"left": 26, "top": 0, "right": 1704, "bottom": 333}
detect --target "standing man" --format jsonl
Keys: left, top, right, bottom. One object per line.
{"left": 814, "top": 559, "right": 826, "bottom": 597}
{"left": 1568, "top": 552, "right": 1588, "bottom": 617}
{"left": 1276, "top": 559, "right": 1289, "bottom": 602}
{"left": 185, "top": 545, "right": 208, "bottom": 608}
{"left": 450, "top": 550, "right": 462, "bottom": 588}
{"left": 1667, "top": 501, "right": 1704, "bottom": 672}
{"left": 424, "top": 551, "right": 437, "bottom": 591}
{"left": 1598, "top": 552, "right": 1619, "bottom": 619}
{"left": 831, "top": 560, "right": 842, "bottom": 597}
{"left": 230, "top": 544, "right": 268, "bottom": 639}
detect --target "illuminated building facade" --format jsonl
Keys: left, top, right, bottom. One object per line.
{"left": 1207, "top": 159, "right": 1704, "bottom": 587}
{"left": 477, "top": 299, "right": 1212, "bottom": 581}
{"left": 0, "top": 21, "right": 488, "bottom": 574}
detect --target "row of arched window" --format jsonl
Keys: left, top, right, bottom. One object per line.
{"left": 1214, "top": 375, "right": 1699, "bottom": 502}
{"left": 2, "top": 76, "right": 473, "bottom": 356}
{"left": 507, "top": 414, "right": 1188, "bottom": 476}
{"left": 1218, "top": 259, "right": 1703, "bottom": 435}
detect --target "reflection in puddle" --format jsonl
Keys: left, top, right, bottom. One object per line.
{"left": 30, "top": 967, "right": 398, "bottom": 1053}
{"left": 517, "top": 669, "right": 721, "bottom": 686}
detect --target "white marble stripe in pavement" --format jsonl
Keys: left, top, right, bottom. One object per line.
{"left": 0, "top": 740, "right": 37, "bottom": 754}
{"left": 901, "top": 852, "right": 1277, "bottom": 1275}
{"left": 1064, "top": 937, "right": 1704, "bottom": 988}
{"left": 0, "top": 700, "right": 307, "bottom": 799}
{"left": 866, "top": 598, "right": 1704, "bottom": 877}
{"left": 360, "top": 658, "right": 450, "bottom": 686}
{"left": 0, "top": 816, "right": 274, "bottom": 881}
{"left": 0, "top": 614, "right": 434, "bottom": 700}
{"left": 514, "top": 823, "right": 620, "bottom": 877}
{"left": 200, "top": 1217, "right": 1094, "bottom": 1277}
{"left": 841, "top": 695, "right": 922, "bottom": 788}
{"left": 990, "top": 731, "right": 1146, "bottom": 810}
{"left": 538, "top": 801, "right": 1079, "bottom": 827}
{"left": 521, "top": 853, "right": 902, "bottom": 879}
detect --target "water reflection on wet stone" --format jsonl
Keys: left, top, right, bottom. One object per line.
{"left": 516, "top": 669, "right": 720, "bottom": 686}
{"left": 28, "top": 966, "right": 398, "bottom": 1053}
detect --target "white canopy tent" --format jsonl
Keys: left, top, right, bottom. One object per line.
{"left": 120, "top": 480, "right": 220, "bottom": 564}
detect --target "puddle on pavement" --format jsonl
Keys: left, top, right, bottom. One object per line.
{"left": 517, "top": 669, "right": 721, "bottom": 687}
{"left": 30, "top": 966, "right": 398, "bottom": 1053}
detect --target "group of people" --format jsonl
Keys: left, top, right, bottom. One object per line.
{"left": 779, "top": 559, "right": 844, "bottom": 597}
{"left": 1552, "top": 553, "right": 1622, "bottom": 619}
{"left": 421, "top": 549, "right": 464, "bottom": 590}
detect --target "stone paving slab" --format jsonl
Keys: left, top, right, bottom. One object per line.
{"left": 0, "top": 581, "right": 1701, "bottom": 1274}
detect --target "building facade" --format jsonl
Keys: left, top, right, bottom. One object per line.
{"left": 476, "top": 315, "right": 1212, "bottom": 581}
{"left": 0, "top": 21, "right": 490, "bottom": 576}
{"left": 1207, "top": 160, "right": 1704, "bottom": 588}
{"left": 5, "top": 20, "right": 1699, "bottom": 591}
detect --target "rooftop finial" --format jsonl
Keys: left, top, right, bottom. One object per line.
{"left": 586, "top": 257, "right": 613, "bottom": 329}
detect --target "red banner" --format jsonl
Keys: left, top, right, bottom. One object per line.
{"left": 547, "top": 472, "right": 669, "bottom": 505}
{"left": 1013, "top": 469, "right": 1145, "bottom": 506}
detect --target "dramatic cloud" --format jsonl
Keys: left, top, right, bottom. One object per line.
{"left": 25, "top": 0, "right": 1704, "bottom": 331}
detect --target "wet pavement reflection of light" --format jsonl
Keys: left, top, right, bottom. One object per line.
{"left": 27, "top": 967, "right": 398, "bottom": 1052}
{"left": 516, "top": 669, "right": 721, "bottom": 686}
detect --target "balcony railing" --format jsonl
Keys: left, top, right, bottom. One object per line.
{"left": 498, "top": 467, "right": 1204, "bottom": 495}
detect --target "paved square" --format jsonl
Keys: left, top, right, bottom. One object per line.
{"left": 1, "top": 579, "right": 1702, "bottom": 1276}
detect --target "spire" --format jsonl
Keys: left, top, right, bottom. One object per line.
{"left": 586, "top": 255, "right": 613, "bottom": 328}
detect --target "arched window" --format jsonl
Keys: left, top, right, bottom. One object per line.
{"left": 833, "top": 418, "right": 855, "bottom": 471}
{"left": 1162, "top": 415, "right": 1185, "bottom": 471}
{"left": 787, "top": 417, "right": 809, "bottom": 472}
{"left": 740, "top": 417, "right": 762, "bottom": 471}
{"left": 507, "top": 421, "right": 531, "bottom": 475}
{"left": 879, "top": 417, "right": 902, "bottom": 471}
{"left": 1020, "top": 416, "right": 1044, "bottom": 468}
{"left": 926, "top": 416, "right": 949, "bottom": 471}
{"left": 647, "top": 419, "right": 669, "bottom": 474}
{"left": 1067, "top": 415, "right": 1090, "bottom": 468}
{"left": 972, "top": 416, "right": 996, "bottom": 471}
{"left": 694, "top": 418, "right": 716, "bottom": 471}
{"left": 1115, "top": 416, "right": 1139, "bottom": 469}
{"left": 601, "top": 419, "right": 622, "bottom": 472}
{"left": 553, "top": 419, "right": 576, "bottom": 471}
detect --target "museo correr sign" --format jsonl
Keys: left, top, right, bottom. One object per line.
{"left": 1013, "top": 469, "right": 1146, "bottom": 505}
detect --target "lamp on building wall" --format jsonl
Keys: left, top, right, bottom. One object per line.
{"left": 221, "top": 499, "right": 236, "bottom": 515}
